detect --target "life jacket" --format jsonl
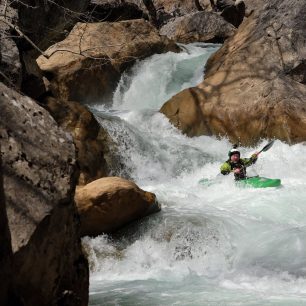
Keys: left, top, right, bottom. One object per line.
{"left": 226, "top": 159, "right": 247, "bottom": 180}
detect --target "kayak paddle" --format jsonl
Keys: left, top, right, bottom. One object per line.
{"left": 257, "top": 140, "right": 274, "bottom": 155}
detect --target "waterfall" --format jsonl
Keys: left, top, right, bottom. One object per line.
{"left": 85, "top": 43, "right": 306, "bottom": 305}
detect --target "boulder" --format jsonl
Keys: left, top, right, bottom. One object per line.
{"left": 75, "top": 177, "right": 160, "bottom": 237}
{"left": 37, "top": 19, "right": 179, "bottom": 103}
{"left": 0, "top": 82, "right": 88, "bottom": 306}
{"left": 44, "top": 96, "right": 123, "bottom": 185}
{"left": 159, "top": 11, "right": 236, "bottom": 43}
{"left": 160, "top": 0, "right": 306, "bottom": 146}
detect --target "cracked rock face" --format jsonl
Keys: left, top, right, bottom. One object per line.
{"left": 160, "top": 0, "right": 306, "bottom": 146}
{"left": 0, "top": 82, "right": 88, "bottom": 306}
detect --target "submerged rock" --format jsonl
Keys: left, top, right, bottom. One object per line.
{"left": 37, "top": 19, "right": 179, "bottom": 104}
{"left": 159, "top": 11, "right": 236, "bottom": 43}
{"left": 76, "top": 177, "right": 160, "bottom": 237}
{"left": 161, "top": 0, "right": 306, "bottom": 146}
{"left": 0, "top": 82, "right": 88, "bottom": 306}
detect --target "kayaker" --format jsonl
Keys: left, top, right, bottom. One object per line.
{"left": 220, "top": 145, "right": 258, "bottom": 180}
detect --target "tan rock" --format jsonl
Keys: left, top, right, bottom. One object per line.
{"left": 37, "top": 19, "right": 179, "bottom": 103}
{"left": 75, "top": 177, "right": 160, "bottom": 237}
{"left": 44, "top": 97, "right": 122, "bottom": 185}
{"left": 161, "top": 0, "right": 306, "bottom": 146}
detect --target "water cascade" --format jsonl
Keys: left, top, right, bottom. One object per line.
{"left": 84, "top": 43, "right": 306, "bottom": 305}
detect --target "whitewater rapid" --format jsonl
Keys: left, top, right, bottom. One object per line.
{"left": 84, "top": 43, "right": 306, "bottom": 305}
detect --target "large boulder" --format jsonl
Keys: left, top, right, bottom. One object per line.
{"left": 44, "top": 96, "right": 122, "bottom": 185}
{"left": 37, "top": 19, "right": 179, "bottom": 104}
{"left": 75, "top": 177, "right": 160, "bottom": 237}
{"left": 159, "top": 11, "right": 236, "bottom": 43}
{"left": 161, "top": 0, "right": 306, "bottom": 146}
{"left": 0, "top": 83, "right": 88, "bottom": 306}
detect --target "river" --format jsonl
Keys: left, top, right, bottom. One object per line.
{"left": 83, "top": 43, "right": 306, "bottom": 306}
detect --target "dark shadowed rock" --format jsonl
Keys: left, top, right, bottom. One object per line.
{"left": 0, "top": 4, "right": 22, "bottom": 87}
{"left": 0, "top": 82, "right": 88, "bottom": 306}
{"left": 75, "top": 177, "right": 160, "bottom": 237}
{"left": 17, "top": 0, "right": 90, "bottom": 50}
{"left": 159, "top": 11, "right": 236, "bottom": 43}
{"left": 220, "top": 0, "right": 245, "bottom": 28}
{"left": 88, "top": 0, "right": 144, "bottom": 22}
{"left": 161, "top": 0, "right": 306, "bottom": 146}
{"left": 37, "top": 19, "right": 179, "bottom": 104}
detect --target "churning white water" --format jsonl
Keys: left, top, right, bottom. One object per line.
{"left": 85, "top": 43, "right": 306, "bottom": 305}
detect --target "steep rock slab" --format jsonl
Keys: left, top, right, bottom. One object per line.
{"left": 0, "top": 147, "right": 16, "bottom": 305}
{"left": 0, "top": 83, "right": 88, "bottom": 306}
{"left": 76, "top": 177, "right": 160, "bottom": 237}
{"left": 44, "top": 97, "right": 122, "bottom": 185}
{"left": 161, "top": 0, "right": 306, "bottom": 146}
{"left": 159, "top": 11, "right": 236, "bottom": 43}
{"left": 37, "top": 19, "right": 179, "bottom": 104}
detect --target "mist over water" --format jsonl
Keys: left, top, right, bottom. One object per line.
{"left": 86, "top": 43, "right": 306, "bottom": 305}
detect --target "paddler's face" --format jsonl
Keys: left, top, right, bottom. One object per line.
{"left": 231, "top": 153, "right": 240, "bottom": 163}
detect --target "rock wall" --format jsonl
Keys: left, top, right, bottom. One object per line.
{"left": 0, "top": 82, "right": 88, "bottom": 306}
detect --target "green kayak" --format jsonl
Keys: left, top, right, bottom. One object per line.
{"left": 199, "top": 176, "right": 281, "bottom": 188}
{"left": 237, "top": 176, "right": 281, "bottom": 188}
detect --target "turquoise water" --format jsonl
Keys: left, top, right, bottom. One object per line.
{"left": 84, "top": 43, "right": 306, "bottom": 305}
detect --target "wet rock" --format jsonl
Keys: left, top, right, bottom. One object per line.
{"left": 37, "top": 19, "right": 179, "bottom": 104}
{"left": 75, "top": 177, "right": 161, "bottom": 236}
{"left": 160, "top": 0, "right": 306, "bottom": 146}
{"left": 159, "top": 11, "right": 236, "bottom": 43}
{"left": 44, "top": 96, "right": 122, "bottom": 185}
{"left": 0, "top": 82, "right": 88, "bottom": 306}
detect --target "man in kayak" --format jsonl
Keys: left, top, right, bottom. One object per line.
{"left": 220, "top": 145, "right": 258, "bottom": 180}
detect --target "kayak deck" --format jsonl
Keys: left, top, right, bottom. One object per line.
{"left": 199, "top": 176, "right": 281, "bottom": 188}
{"left": 238, "top": 176, "right": 281, "bottom": 188}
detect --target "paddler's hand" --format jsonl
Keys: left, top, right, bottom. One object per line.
{"left": 252, "top": 152, "right": 259, "bottom": 159}
{"left": 233, "top": 168, "right": 241, "bottom": 174}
